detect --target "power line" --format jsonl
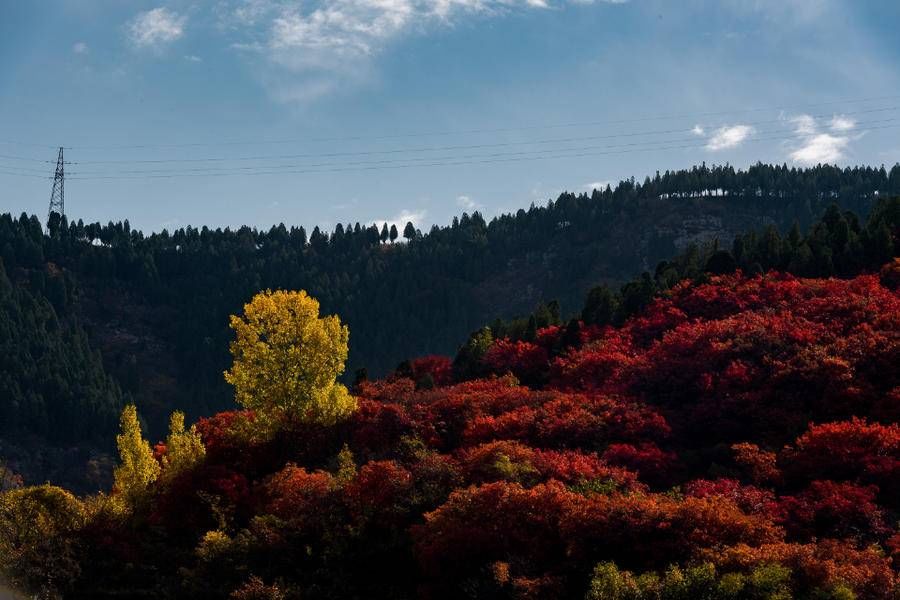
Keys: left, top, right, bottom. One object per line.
{"left": 59, "top": 121, "right": 900, "bottom": 182}
{"left": 1, "top": 93, "right": 899, "bottom": 153}
{"left": 56, "top": 117, "right": 900, "bottom": 177}
{"left": 1, "top": 107, "right": 897, "bottom": 183}
{"left": 66, "top": 93, "right": 900, "bottom": 150}
{"left": 53, "top": 106, "right": 900, "bottom": 167}
{"left": 4, "top": 119, "right": 899, "bottom": 181}
{"left": 0, "top": 169, "right": 50, "bottom": 179}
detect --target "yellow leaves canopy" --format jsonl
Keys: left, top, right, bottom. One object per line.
{"left": 224, "top": 289, "right": 356, "bottom": 425}
{"left": 0, "top": 484, "right": 85, "bottom": 596}
{"left": 161, "top": 411, "right": 206, "bottom": 482}
{"left": 113, "top": 404, "right": 160, "bottom": 509}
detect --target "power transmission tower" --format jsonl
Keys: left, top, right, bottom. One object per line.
{"left": 48, "top": 147, "right": 65, "bottom": 222}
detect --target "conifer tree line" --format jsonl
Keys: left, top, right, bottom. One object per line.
{"left": 0, "top": 162, "right": 897, "bottom": 448}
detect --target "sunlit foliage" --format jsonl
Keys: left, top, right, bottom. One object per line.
{"left": 2, "top": 228, "right": 898, "bottom": 598}
{"left": 0, "top": 485, "right": 85, "bottom": 599}
{"left": 112, "top": 404, "right": 160, "bottom": 510}
{"left": 225, "top": 290, "right": 356, "bottom": 426}
{"left": 159, "top": 411, "right": 206, "bottom": 482}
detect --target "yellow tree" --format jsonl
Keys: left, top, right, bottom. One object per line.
{"left": 0, "top": 485, "right": 85, "bottom": 598}
{"left": 113, "top": 405, "right": 160, "bottom": 509}
{"left": 161, "top": 411, "right": 205, "bottom": 482}
{"left": 224, "top": 289, "right": 356, "bottom": 425}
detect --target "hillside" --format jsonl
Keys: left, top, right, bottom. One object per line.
{"left": 1, "top": 163, "right": 897, "bottom": 449}
{"left": 1, "top": 252, "right": 897, "bottom": 598}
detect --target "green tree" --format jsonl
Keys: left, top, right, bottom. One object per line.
{"left": 452, "top": 326, "right": 494, "bottom": 379}
{"left": 705, "top": 250, "right": 737, "bottom": 275}
{"left": 582, "top": 285, "right": 618, "bottom": 326}
{"left": 403, "top": 221, "right": 416, "bottom": 241}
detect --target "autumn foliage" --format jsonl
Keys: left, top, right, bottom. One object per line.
{"left": 2, "top": 268, "right": 899, "bottom": 599}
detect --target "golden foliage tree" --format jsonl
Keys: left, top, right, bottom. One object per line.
{"left": 0, "top": 484, "right": 85, "bottom": 598}
{"left": 224, "top": 290, "right": 356, "bottom": 425}
{"left": 113, "top": 405, "right": 160, "bottom": 509}
{"left": 161, "top": 411, "right": 206, "bottom": 482}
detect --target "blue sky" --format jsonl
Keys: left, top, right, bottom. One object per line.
{"left": 1, "top": 0, "right": 899, "bottom": 233}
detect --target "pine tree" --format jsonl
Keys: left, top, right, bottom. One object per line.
{"left": 403, "top": 221, "right": 416, "bottom": 241}
{"left": 582, "top": 285, "right": 617, "bottom": 326}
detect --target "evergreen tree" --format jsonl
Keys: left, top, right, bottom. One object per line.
{"left": 403, "top": 221, "right": 416, "bottom": 241}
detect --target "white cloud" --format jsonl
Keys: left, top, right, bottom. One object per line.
{"left": 790, "top": 114, "right": 817, "bottom": 135}
{"left": 457, "top": 195, "right": 481, "bottom": 211}
{"left": 787, "top": 113, "right": 856, "bottom": 165}
{"left": 691, "top": 125, "right": 704, "bottom": 136}
{"left": 221, "top": 0, "right": 627, "bottom": 102}
{"left": 128, "top": 8, "right": 187, "bottom": 49}
{"left": 582, "top": 181, "right": 610, "bottom": 192}
{"left": 705, "top": 124, "right": 754, "bottom": 151}
{"left": 375, "top": 208, "right": 427, "bottom": 235}
{"left": 790, "top": 133, "right": 849, "bottom": 164}
{"left": 73, "top": 42, "right": 88, "bottom": 54}
{"left": 830, "top": 115, "right": 855, "bottom": 132}
{"left": 269, "top": 1, "right": 413, "bottom": 59}
{"left": 185, "top": 54, "right": 203, "bottom": 63}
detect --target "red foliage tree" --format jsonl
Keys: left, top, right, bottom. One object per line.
{"left": 409, "top": 355, "right": 454, "bottom": 386}
{"left": 457, "top": 440, "right": 640, "bottom": 490}
{"left": 707, "top": 540, "right": 897, "bottom": 600}
{"left": 263, "top": 464, "right": 335, "bottom": 522}
{"left": 483, "top": 339, "right": 549, "bottom": 384}
{"left": 600, "top": 442, "right": 680, "bottom": 487}
{"left": 776, "top": 480, "right": 888, "bottom": 542}
{"left": 413, "top": 481, "right": 574, "bottom": 595}
{"left": 683, "top": 478, "right": 776, "bottom": 516}
{"left": 562, "top": 492, "right": 782, "bottom": 571}
{"left": 783, "top": 418, "right": 900, "bottom": 505}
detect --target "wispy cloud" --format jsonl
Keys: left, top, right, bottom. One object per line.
{"left": 221, "top": 0, "right": 627, "bottom": 102}
{"left": 705, "top": 124, "right": 754, "bottom": 151}
{"left": 457, "top": 195, "right": 481, "bottom": 212}
{"left": 582, "top": 181, "right": 611, "bottom": 192}
{"left": 790, "top": 114, "right": 817, "bottom": 135}
{"left": 375, "top": 208, "right": 427, "bottom": 234}
{"left": 129, "top": 8, "right": 187, "bottom": 50}
{"left": 787, "top": 113, "right": 856, "bottom": 165}
{"left": 73, "top": 42, "right": 89, "bottom": 54}
{"left": 829, "top": 115, "right": 856, "bottom": 132}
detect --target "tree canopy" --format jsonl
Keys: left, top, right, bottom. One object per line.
{"left": 225, "top": 290, "right": 356, "bottom": 425}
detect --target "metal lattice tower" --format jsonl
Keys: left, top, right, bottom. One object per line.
{"left": 48, "top": 147, "right": 65, "bottom": 222}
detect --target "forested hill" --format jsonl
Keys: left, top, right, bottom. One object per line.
{"left": 1, "top": 162, "right": 898, "bottom": 448}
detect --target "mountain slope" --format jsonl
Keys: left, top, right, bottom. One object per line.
{"left": 1, "top": 163, "right": 897, "bottom": 445}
